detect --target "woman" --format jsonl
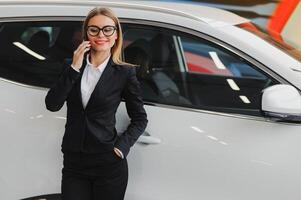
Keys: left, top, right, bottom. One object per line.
{"left": 45, "top": 7, "right": 148, "bottom": 200}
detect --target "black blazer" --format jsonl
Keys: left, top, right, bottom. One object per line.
{"left": 45, "top": 57, "right": 148, "bottom": 157}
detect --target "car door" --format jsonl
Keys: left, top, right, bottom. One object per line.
{"left": 119, "top": 22, "right": 301, "bottom": 200}
{"left": 0, "top": 19, "right": 83, "bottom": 200}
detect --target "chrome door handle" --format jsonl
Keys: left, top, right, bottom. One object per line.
{"left": 137, "top": 132, "right": 161, "bottom": 144}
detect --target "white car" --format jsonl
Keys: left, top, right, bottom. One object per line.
{"left": 1, "top": 1, "right": 301, "bottom": 200}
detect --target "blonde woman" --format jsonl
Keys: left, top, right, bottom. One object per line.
{"left": 45, "top": 7, "right": 148, "bottom": 200}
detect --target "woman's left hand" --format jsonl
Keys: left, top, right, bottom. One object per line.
{"left": 113, "top": 147, "right": 122, "bottom": 158}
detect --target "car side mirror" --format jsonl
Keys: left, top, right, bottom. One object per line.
{"left": 262, "top": 84, "right": 301, "bottom": 122}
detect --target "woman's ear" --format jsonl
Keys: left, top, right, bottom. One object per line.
{"left": 113, "top": 30, "right": 118, "bottom": 40}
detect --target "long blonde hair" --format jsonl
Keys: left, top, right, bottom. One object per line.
{"left": 82, "top": 7, "right": 129, "bottom": 65}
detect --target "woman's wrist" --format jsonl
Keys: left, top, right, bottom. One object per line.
{"left": 70, "top": 64, "right": 80, "bottom": 72}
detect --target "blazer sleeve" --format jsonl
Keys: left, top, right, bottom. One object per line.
{"left": 45, "top": 60, "right": 80, "bottom": 112}
{"left": 114, "top": 67, "right": 148, "bottom": 157}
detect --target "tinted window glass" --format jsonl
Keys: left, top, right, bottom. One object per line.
{"left": 0, "top": 21, "right": 82, "bottom": 87}
{"left": 123, "top": 24, "right": 279, "bottom": 116}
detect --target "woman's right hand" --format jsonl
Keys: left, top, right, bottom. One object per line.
{"left": 71, "top": 41, "right": 91, "bottom": 70}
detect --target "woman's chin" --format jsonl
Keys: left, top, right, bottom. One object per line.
{"left": 91, "top": 46, "right": 111, "bottom": 53}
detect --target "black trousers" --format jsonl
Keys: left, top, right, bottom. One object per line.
{"left": 61, "top": 151, "right": 128, "bottom": 200}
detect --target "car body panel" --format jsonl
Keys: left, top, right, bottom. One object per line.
{"left": 0, "top": 81, "right": 63, "bottom": 199}
{"left": 117, "top": 105, "right": 301, "bottom": 200}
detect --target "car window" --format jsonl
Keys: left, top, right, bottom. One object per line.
{"left": 122, "top": 24, "right": 279, "bottom": 116}
{"left": 0, "top": 21, "right": 82, "bottom": 88}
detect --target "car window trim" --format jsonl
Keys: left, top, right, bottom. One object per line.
{"left": 143, "top": 101, "right": 300, "bottom": 125}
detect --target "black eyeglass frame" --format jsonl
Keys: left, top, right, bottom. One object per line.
{"left": 86, "top": 25, "right": 117, "bottom": 37}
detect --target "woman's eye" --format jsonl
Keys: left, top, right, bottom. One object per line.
{"left": 103, "top": 28, "right": 113, "bottom": 33}
{"left": 90, "top": 28, "right": 98, "bottom": 33}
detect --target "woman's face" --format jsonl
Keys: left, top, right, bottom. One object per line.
{"left": 86, "top": 14, "right": 117, "bottom": 53}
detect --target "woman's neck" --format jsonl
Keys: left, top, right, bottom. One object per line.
{"left": 89, "top": 50, "right": 111, "bottom": 67}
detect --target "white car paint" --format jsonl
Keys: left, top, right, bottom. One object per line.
{"left": 0, "top": 1, "right": 301, "bottom": 200}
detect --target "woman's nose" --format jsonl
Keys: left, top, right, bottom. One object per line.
{"left": 96, "top": 30, "right": 105, "bottom": 38}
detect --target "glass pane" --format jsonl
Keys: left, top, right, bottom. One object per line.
{"left": 181, "top": 35, "right": 278, "bottom": 115}
{"left": 123, "top": 24, "right": 279, "bottom": 116}
{"left": 123, "top": 25, "right": 188, "bottom": 106}
{"left": 0, "top": 21, "right": 82, "bottom": 88}
{"left": 182, "top": 37, "right": 265, "bottom": 78}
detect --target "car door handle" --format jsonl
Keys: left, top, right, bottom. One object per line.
{"left": 137, "top": 132, "right": 161, "bottom": 144}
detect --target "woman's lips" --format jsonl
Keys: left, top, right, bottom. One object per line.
{"left": 94, "top": 40, "right": 108, "bottom": 45}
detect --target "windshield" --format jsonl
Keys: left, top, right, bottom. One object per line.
{"left": 237, "top": 23, "right": 301, "bottom": 63}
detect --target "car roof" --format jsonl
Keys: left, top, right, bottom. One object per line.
{"left": 127, "top": 0, "right": 249, "bottom": 26}
{"left": 0, "top": 0, "right": 249, "bottom": 27}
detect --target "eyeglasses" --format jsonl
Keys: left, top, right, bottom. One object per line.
{"left": 87, "top": 25, "right": 117, "bottom": 37}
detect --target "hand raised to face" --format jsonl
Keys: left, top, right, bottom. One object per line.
{"left": 71, "top": 41, "right": 91, "bottom": 70}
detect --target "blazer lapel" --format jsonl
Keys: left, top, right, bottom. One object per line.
{"left": 77, "top": 58, "right": 87, "bottom": 110}
{"left": 85, "top": 57, "right": 116, "bottom": 110}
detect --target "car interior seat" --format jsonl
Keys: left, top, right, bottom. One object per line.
{"left": 124, "top": 39, "right": 160, "bottom": 101}
{"left": 49, "top": 27, "right": 81, "bottom": 61}
{"left": 124, "top": 39, "right": 150, "bottom": 77}
{"left": 28, "top": 30, "right": 50, "bottom": 56}
{"left": 149, "top": 33, "right": 190, "bottom": 105}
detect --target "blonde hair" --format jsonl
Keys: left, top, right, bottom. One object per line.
{"left": 83, "top": 7, "right": 130, "bottom": 65}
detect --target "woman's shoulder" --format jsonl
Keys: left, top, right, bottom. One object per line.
{"left": 114, "top": 62, "right": 138, "bottom": 74}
